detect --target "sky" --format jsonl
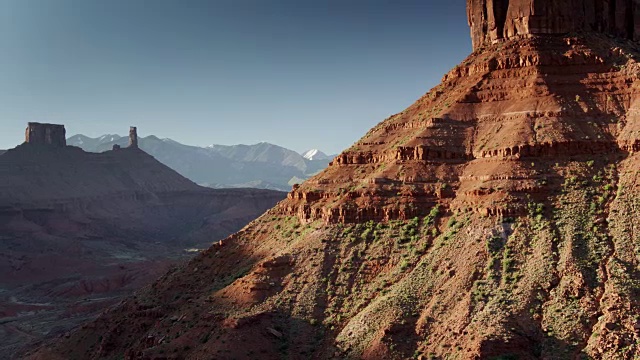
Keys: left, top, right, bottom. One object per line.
{"left": 0, "top": 0, "right": 471, "bottom": 154}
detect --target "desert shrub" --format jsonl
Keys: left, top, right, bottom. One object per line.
{"left": 486, "top": 235, "right": 504, "bottom": 254}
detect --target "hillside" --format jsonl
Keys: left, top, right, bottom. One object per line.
{"left": 29, "top": 1, "right": 640, "bottom": 360}
{"left": 0, "top": 132, "right": 285, "bottom": 358}
{"left": 67, "top": 135, "right": 333, "bottom": 191}
{"left": 0, "top": 144, "right": 200, "bottom": 204}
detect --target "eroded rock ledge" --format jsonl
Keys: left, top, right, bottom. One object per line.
{"left": 331, "top": 139, "right": 636, "bottom": 167}
{"left": 280, "top": 136, "right": 639, "bottom": 224}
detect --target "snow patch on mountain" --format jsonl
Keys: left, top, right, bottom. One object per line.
{"left": 302, "top": 149, "right": 329, "bottom": 161}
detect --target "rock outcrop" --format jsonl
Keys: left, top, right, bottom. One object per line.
{"left": 25, "top": 122, "right": 66, "bottom": 147}
{"left": 468, "top": 0, "right": 640, "bottom": 50}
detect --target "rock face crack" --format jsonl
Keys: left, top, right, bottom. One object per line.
{"left": 494, "top": 0, "right": 511, "bottom": 41}
{"left": 626, "top": 0, "right": 636, "bottom": 38}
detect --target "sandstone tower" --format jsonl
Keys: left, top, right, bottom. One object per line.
{"left": 25, "top": 122, "right": 66, "bottom": 147}
{"left": 467, "top": 0, "right": 640, "bottom": 50}
{"left": 129, "top": 126, "right": 138, "bottom": 148}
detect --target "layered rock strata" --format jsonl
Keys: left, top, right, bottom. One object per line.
{"left": 279, "top": 33, "right": 640, "bottom": 224}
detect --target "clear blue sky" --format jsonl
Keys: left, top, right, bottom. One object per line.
{"left": 0, "top": 0, "right": 471, "bottom": 154}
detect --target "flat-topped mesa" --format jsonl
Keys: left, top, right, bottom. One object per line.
{"left": 468, "top": 0, "right": 640, "bottom": 50}
{"left": 25, "top": 122, "right": 66, "bottom": 147}
{"left": 129, "top": 126, "right": 138, "bottom": 148}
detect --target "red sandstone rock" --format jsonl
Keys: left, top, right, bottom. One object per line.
{"left": 25, "top": 122, "right": 66, "bottom": 147}
{"left": 468, "top": 0, "right": 640, "bottom": 50}
{"left": 276, "top": 29, "right": 640, "bottom": 224}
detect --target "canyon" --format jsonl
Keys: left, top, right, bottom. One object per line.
{"left": 26, "top": 0, "right": 640, "bottom": 359}
{"left": 0, "top": 124, "right": 284, "bottom": 358}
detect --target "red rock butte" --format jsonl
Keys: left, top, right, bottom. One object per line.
{"left": 25, "top": 122, "right": 66, "bottom": 147}
{"left": 468, "top": 0, "right": 640, "bottom": 50}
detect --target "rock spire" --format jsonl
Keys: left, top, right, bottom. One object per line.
{"left": 129, "top": 126, "right": 138, "bottom": 148}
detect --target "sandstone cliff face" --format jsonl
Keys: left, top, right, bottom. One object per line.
{"left": 468, "top": 0, "right": 640, "bottom": 50}
{"left": 25, "top": 122, "right": 66, "bottom": 147}
{"left": 279, "top": 31, "right": 640, "bottom": 225}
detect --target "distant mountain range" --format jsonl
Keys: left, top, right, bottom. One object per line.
{"left": 67, "top": 134, "right": 335, "bottom": 191}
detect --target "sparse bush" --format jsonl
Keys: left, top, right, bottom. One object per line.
{"left": 400, "top": 260, "right": 409, "bottom": 271}
{"left": 486, "top": 235, "right": 504, "bottom": 254}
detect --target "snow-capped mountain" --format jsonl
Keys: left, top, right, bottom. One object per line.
{"left": 68, "top": 135, "right": 336, "bottom": 191}
{"left": 301, "top": 149, "right": 330, "bottom": 161}
{"left": 67, "top": 134, "right": 124, "bottom": 150}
